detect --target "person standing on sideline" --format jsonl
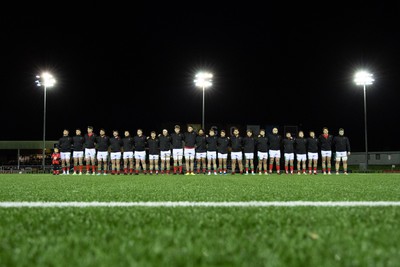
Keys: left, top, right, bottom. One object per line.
{"left": 217, "top": 130, "right": 230, "bottom": 175}
{"left": 243, "top": 129, "right": 256, "bottom": 175}
{"left": 171, "top": 125, "right": 184, "bottom": 174}
{"left": 195, "top": 129, "right": 207, "bottom": 174}
{"left": 134, "top": 129, "right": 147, "bottom": 175}
{"left": 268, "top": 127, "right": 282, "bottom": 174}
{"left": 230, "top": 127, "right": 243, "bottom": 175}
{"left": 84, "top": 126, "right": 97, "bottom": 175}
{"left": 183, "top": 125, "right": 197, "bottom": 175}
{"left": 96, "top": 129, "right": 110, "bottom": 175}
{"left": 110, "top": 130, "right": 123, "bottom": 175}
{"left": 333, "top": 128, "right": 351, "bottom": 175}
{"left": 58, "top": 129, "right": 73, "bottom": 175}
{"left": 318, "top": 127, "right": 333, "bottom": 175}
{"left": 256, "top": 129, "right": 269, "bottom": 175}
{"left": 147, "top": 131, "right": 160, "bottom": 175}
{"left": 295, "top": 130, "right": 308, "bottom": 175}
{"left": 159, "top": 129, "right": 172, "bottom": 175}
{"left": 206, "top": 128, "right": 218, "bottom": 175}
{"left": 51, "top": 147, "right": 61, "bottom": 175}
{"left": 307, "top": 131, "right": 319, "bottom": 175}
{"left": 122, "top": 130, "right": 134, "bottom": 175}
{"left": 283, "top": 132, "right": 295, "bottom": 174}
{"left": 72, "top": 128, "right": 84, "bottom": 175}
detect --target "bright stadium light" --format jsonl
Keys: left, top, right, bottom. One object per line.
{"left": 194, "top": 72, "right": 213, "bottom": 129}
{"left": 35, "top": 72, "right": 56, "bottom": 172}
{"left": 354, "top": 70, "right": 374, "bottom": 172}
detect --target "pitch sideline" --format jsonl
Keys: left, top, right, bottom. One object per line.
{"left": 1, "top": 201, "right": 400, "bottom": 208}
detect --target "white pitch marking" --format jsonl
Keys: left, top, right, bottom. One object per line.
{"left": 1, "top": 201, "right": 400, "bottom": 208}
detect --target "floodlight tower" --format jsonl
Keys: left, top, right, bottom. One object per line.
{"left": 35, "top": 72, "right": 56, "bottom": 172}
{"left": 354, "top": 71, "right": 374, "bottom": 172}
{"left": 194, "top": 72, "right": 213, "bottom": 129}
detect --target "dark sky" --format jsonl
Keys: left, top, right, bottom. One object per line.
{"left": 1, "top": 2, "right": 400, "bottom": 152}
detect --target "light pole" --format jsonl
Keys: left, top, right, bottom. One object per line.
{"left": 35, "top": 72, "right": 56, "bottom": 172}
{"left": 194, "top": 72, "right": 213, "bottom": 129}
{"left": 354, "top": 71, "right": 374, "bottom": 172}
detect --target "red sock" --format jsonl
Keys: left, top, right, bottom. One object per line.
{"left": 179, "top": 166, "right": 183, "bottom": 173}
{"left": 269, "top": 164, "right": 273, "bottom": 171}
{"left": 130, "top": 168, "right": 133, "bottom": 173}
{"left": 79, "top": 166, "right": 83, "bottom": 172}
{"left": 314, "top": 167, "right": 317, "bottom": 172}
{"left": 308, "top": 167, "right": 312, "bottom": 172}
{"left": 92, "top": 165, "right": 96, "bottom": 172}
{"left": 285, "top": 166, "right": 288, "bottom": 172}
{"left": 290, "top": 166, "right": 294, "bottom": 172}
{"left": 276, "top": 165, "right": 280, "bottom": 171}
{"left": 323, "top": 168, "right": 326, "bottom": 173}
{"left": 328, "top": 168, "right": 331, "bottom": 172}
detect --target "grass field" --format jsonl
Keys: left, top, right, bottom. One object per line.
{"left": 0, "top": 173, "right": 400, "bottom": 266}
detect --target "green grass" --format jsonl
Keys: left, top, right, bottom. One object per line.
{"left": 0, "top": 173, "right": 400, "bottom": 267}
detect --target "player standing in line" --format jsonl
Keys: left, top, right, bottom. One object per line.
{"left": 51, "top": 147, "right": 61, "bottom": 175}
{"left": 96, "top": 129, "right": 110, "bottom": 175}
{"left": 58, "top": 129, "right": 73, "bottom": 175}
{"left": 318, "top": 127, "right": 333, "bottom": 175}
{"left": 84, "top": 126, "right": 97, "bottom": 175}
{"left": 109, "top": 130, "right": 123, "bottom": 175}
{"left": 171, "top": 125, "right": 184, "bottom": 174}
{"left": 243, "top": 129, "right": 256, "bottom": 175}
{"left": 183, "top": 125, "right": 197, "bottom": 175}
{"left": 134, "top": 129, "right": 147, "bottom": 175}
{"left": 295, "top": 130, "right": 308, "bottom": 175}
{"left": 159, "top": 129, "right": 172, "bottom": 175}
{"left": 206, "top": 128, "right": 218, "bottom": 175}
{"left": 256, "top": 129, "right": 269, "bottom": 175}
{"left": 72, "top": 128, "right": 84, "bottom": 175}
{"left": 283, "top": 132, "right": 295, "bottom": 174}
{"left": 195, "top": 129, "right": 207, "bottom": 174}
{"left": 122, "top": 130, "right": 134, "bottom": 175}
{"left": 230, "top": 127, "right": 244, "bottom": 175}
{"left": 217, "top": 130, "right": 230, "bottom": 175}
{"left": 147, "top": 131, "right": 160, "bottom": 175}
{"left": 307, "top": 130, "right": 319, "bottom": 175}
{"left": 268, "top": 127, "right": 282, "bottom": 174}
{"left": 333, "top": 128, "right": 351, "bottom": 175}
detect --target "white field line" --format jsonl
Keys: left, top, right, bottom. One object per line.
{"left": 1, "top": 201, "right": 400, "bottom": 208}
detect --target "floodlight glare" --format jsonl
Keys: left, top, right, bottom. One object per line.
{"left": 354, "top": 71, "right": 374, "bottom": 86}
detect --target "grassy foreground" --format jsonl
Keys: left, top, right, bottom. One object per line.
{"left": 0, "top": 173, "right": 399, "bottom": 267}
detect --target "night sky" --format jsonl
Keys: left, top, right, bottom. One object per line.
{"left": 1, "top": 3, "right": 400, "bottom": 152}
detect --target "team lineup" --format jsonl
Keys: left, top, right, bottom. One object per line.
{"left": 51, "top": 125, "right": 351, "bottom": 176}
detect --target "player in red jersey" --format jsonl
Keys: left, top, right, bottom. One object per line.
{"left": 51, "top": 147, "right": 61, "bottom": 175}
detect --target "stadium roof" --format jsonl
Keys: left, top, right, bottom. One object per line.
{"left": 0, "top": 141, "right": 57, "bottom": 149}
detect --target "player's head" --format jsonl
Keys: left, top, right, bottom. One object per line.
{"left": 339, "top": 128, "right": 344, "bottom": 136}
{"left": 63, "top": 129, "right": 69, "bottom": 136}
{"left": 233, "top": 127, "right": 239, "bottom": 136}
{"left": 87, "top": 126, "right": 93, "bottom": 133}
{"left": 163, "top": 129, "right": 168, "bottom": 136}
{"left": 220, "top": 130, "right": 226, "bottom": 137}
{"left": 113, "top": 130, "right": 118, "bottom": 137}
{"left": 246, "top": 129, "right": 253, "bottom": 137}
{"left": 54, "top": 147, "right": 59, "bottom": 153}
{"left": 124, "top": 130, "right": 130, "bottom": 137}
{"left": 259, "top": 129, "right": 265, "bottom": 136}
{"left": 174, "top": 125, "right": 180, "bottom": 133}
{"left": 76, "top": 128, "right": 81, "bottom": 135}
{"left": 209, "top": 128, "right": 215, "bottom": 136}
{"left": 298, "top": 131, "right": 304, "bottom": 138}
{"left": 137, "top": 129, "right": 143, "bottom": 136}
{"left": 100, "top": 128, "right": 105, "bottom": 136}
{"left": 187, "top": 125, "right": 193, "bottom": 132}
{"left": 272, "top": 127, "right": 278, "bottom": 134}
{"left": 323, "top": 127, "right": 329, "bottom": 134}
{"left": 198, "top": 129, "right": 204, "bottom": 135}
{"left": 151, "top": 131, "right": 156, "bottom": 138}
{"left": 286, "top": 132, "right": 291, "bottom": 138}
{"left": 309, "top": 131, "right": 315, "bottom": 138}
